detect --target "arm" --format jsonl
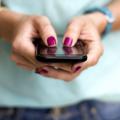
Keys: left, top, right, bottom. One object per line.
{"left": 108, "top": 0, "right": 120, "bottom": 30}
{"left": 0, "top": 0, "right": 22, "bottom": 41}
{"left": 0, "top": 10, "right": 23, "bottom": 41}
{"left": 87, "top": 0, "right": 120, "bottom": 34}
{"left": 0, "top": 9, "right": 60, "bottom": 79}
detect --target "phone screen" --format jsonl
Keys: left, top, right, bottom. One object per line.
{"left": 34, "top": 38, "right": 88, "bottom": 63}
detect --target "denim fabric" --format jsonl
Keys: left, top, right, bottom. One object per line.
{"left": 0, "top": 100, "right": 120, "bottom": 120}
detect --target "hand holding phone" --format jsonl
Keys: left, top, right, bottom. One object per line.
{"left": 34, "top": 38, "right": 88, "bottom": 63}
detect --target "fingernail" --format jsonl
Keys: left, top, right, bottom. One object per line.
{"left": 47, "top": 36, "right": 56, "bottom": 46}
{"left": 40, "top": 69, "right": 49, "bottom": 74}
{"left": 36, "top": 68, "right": 49, "bottom": 74}
{"left": 64, "top": 37, "right": 73, "bottom": 47}
{"left": 73, "top": 66, "right": 81, "bottom": 73}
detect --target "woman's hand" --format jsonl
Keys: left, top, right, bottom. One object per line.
{"left": 1, "top": 10, "right": 105, "bottom": 81}
{"left": 38, "top": 13, "right": 106, "bottom": 81}
{"left": 10, "top": 13, "right": 58, "bottom": 71}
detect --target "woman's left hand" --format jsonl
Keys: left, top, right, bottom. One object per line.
{"left": 36, "top": 13, "right": 107, "bottom": 81}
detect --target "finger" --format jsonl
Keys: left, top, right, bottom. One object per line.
{"left": 17, "top": 63, "right": 34, "bottom": 71}
{"left": 79, "top": 23, "right": 99, "bottom": 42}
{"left": 12, "top": 18, "right": 48, "bottom": 67}
{"left": 36, "top": 66, "right": 76, "bottom": 81}
{"left": 73, "top": 40, "right": 103, "bottom": 71}
{"left": 34, "top": 16, "right": 57, "bottom": 47}
{"left": 12, "top": 41, "right": 36, "bottom": 65}
{"left": 49, "top": 63, "right": 73, "bottom": 72}
{"left": 79, "top": 31, "right": 97, "bottom": 41}
{"left": 11, "top": 54, "right": 36, "bottom": 69}
{"left": 71, "top": 40, "right": 88, "bottom": 72}
{"left": 63, "top": 17, "right": 83, "bottom": 47}
{"left": 11, "top": 51, "right": 48, "bottom": 71}
{"left": 86, "top": 41, "right": 103, "bottom": 67}
{"left": 12, "top": 39, "right": 48, "bottom": 68}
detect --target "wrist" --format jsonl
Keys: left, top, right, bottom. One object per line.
{"left": 87, "top": 12, "right": 108, "bottom": 35}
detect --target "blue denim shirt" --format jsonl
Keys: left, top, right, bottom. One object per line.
{"left": 1, "top": 0, "right": 120, "bottom": 108}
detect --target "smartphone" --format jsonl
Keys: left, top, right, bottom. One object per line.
{"left": 33, "top": 38, "right": 88, "bottom": 63}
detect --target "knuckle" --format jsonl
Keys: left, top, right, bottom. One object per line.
{"left": 41, "top": 16, "right": 49, "bottom": 21}
{"left": 32, "top": 15, "right": 40, "bottom": 19}
{"left": 70, "top": 17, "right": 79, "bottom": 23}
{"left": 31, "top": 16, "right": 41, "bottom": 22}
{"left": 21, "top": 43, "right": 30, "bottom": 53}
{"left": 67, "top": 25, "right": 78, "bottom": 34}
{"left": 87, "top": 55, "right": 98, "bottom": 67}
{"left": 19, "top": 42, "right": 25, "bottom": 50}
{"left": 69, "top": 16, "right": 84, "bottom": 26}
{"left": 12, "top": 42, "right": 19, "bottom": 52}
{"left": 96, "top": 43, "right": 104, "bottom": 58}
{"left": 91, "top": 57, "right": 98, "bottom": 66}
{"left": 34, "top": 16, "right": 51, "bottom": 26}
{"left": 68, "top": 19, "right": 77, "bottom": 27}
{"left": 40, "top": 16, "right": 50, "bottom": 23}
{"left": 66, "top": 27, "right": 79, "bottom": 37}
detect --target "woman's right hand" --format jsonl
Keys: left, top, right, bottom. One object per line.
{"left": 11, "top": 14, "right": 57, "bottom": 71}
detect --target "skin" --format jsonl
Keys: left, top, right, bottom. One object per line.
{"left": 0, "top": 0, "right": 120, "bottom": 81}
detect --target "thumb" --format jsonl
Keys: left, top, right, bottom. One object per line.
{"left": 63, "top": 17, "right": 83, "bottom": 47}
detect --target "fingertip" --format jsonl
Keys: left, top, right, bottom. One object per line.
{"left": 63, "top": 37, "right": 73, "bottom": 47}
{"left": 73, "top": 66, "right": 81, "bottom": 73}
{"left": 36, "top": 67, "right": 49, "bottom": 74}
{"left": 47, "top": 36, "right": 57, "bottom": 47}
{"left": 72, "top": 62, "right": 84, "bottom": 72}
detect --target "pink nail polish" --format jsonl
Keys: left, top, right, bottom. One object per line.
{"left": 47, "top": 36, "right": 56, "bottom": 46}
{"left": 74, "top": 66, "right": 81, "bottom": 72}
{"left": 40, "top": 69, "right": 48, "bottom": 74}
{"left": 64, "top": 37, "right": 73, "bottom": 47}
{"left": 35, "top": 68, "right": 48, "bottom": 74}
